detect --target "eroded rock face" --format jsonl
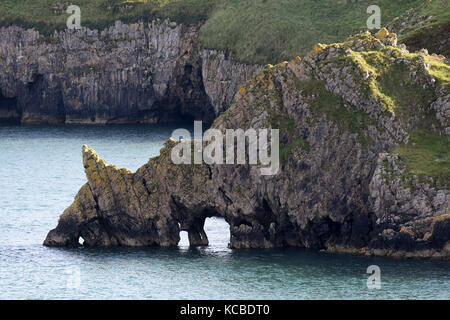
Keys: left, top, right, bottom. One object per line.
{"left": 202, "top": 50, "right": 263, "bottom": 116}
{"left": 364, "top": 153, "right": 450, "bottom": 258}
{"left": 45, "top": 31, "right": 450, "bottom": 259}
{"left": 0, "top": 21, "right": 260, "bottom": 124}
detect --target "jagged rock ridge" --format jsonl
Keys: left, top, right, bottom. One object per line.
{"left": 44, "top": 30, "right": 450, "bottom": 260}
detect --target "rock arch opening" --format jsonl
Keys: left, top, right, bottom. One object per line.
{"left": 179, "top": 230, "right": 190, "bottom": 247}
{"left": 204, "top": 217, "right": 231, "bottom": 249}
{"left": 178, "top": 216, "right": 231, "bottom": 249}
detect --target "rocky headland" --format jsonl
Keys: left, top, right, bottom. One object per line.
{"left": 44, "top": 30, "right": 450, "bottom": 260}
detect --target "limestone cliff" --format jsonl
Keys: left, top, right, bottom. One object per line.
{"left": 0, "top": 20, "right": 260, "bottom": 124}
{"left": 45, "top": 30, "right": 450, "bottom": 259}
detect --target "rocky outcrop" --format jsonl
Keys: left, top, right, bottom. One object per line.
{"left": 44, "top": 142, "right": 214, "bottom": 247}
{"left": 325, "top": 151, "right": 450, "bottom": 259}
{"left": 0, "top": 20, "right": 260, "bottom": 124}
{"left": 45, "top": 30, "right": 450, "bottom": 259}
{"left": 387, "top": 1, "right": 450, "bottom": 57}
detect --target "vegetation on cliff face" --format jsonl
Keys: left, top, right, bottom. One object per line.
{"left": 294, "top": 78, "right": 376, "bottom": 136}
{"left": 236, "top": 27, "right": 450, "bottom": 192}
{"left": 346, "top": 40, "right": 443, "bottom": 117}
{"left": 394, "top": 130, "right": 450, "bottom": 189}
{"left": 299, "top": 29, "right": 449, "bottom": 190}
{"left": 2, "top": 0, "right": 447, "bottom": 64}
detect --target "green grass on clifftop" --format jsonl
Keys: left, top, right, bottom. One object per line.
{"left": 391, "top": 0, "right": 450, "bottom": 41}
{"left": 0, "top": 0, "right": 438, "bottom": 64}
{"left": 0, "top": 0, "right": 216, "bottom": 33}
{"left": 394, "top": 130, "right": 450, "bottom": 189}
{"left": 388, "top": 0, "right": 450, "bottom": 56}
{"left": 200, "top": 0, "right": 425, "bottom": 64}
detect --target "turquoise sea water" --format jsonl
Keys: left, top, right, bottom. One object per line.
{"left": 0, "top": 124, "right": 449, "bottom": 300}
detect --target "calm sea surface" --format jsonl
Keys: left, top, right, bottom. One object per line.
{"left": 0, "top": 124, "right": 449, "bottom": 299}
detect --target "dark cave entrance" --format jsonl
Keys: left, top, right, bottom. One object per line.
{"left": 179, "top": 216, "right": 231, "bottom": 249}
{"left": 0, "top": 91, "right": 20, "bottom": 123}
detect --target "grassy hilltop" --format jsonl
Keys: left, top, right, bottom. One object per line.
{"left": 0, "top": 0, "right": 448, "bottom": 64}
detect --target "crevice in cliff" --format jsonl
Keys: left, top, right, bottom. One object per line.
{"left": 56, "top": 93, "right": 67, "bottom": 124}
{"left": 171, "top": 57, "right": 216, "bottom": 123}
{"left": 81, "top": 183, "right": 117, "bottom": 247}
